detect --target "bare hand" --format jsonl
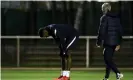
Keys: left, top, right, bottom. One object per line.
{"left": 115, "top": 45, "right": 120, "bottom": 51}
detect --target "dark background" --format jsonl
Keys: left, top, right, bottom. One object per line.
{"left": 1, "top": 1, "right": 133, "bottom": 68}
{"left": 1, "top": 1, "right": 133, "bottom": 36}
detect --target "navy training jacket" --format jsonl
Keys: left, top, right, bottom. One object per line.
{"left": 97, "top": 12, "right": 123, "bottom": 46}
{"left": 44, "top": 24, "right": 79, "bottom": 44}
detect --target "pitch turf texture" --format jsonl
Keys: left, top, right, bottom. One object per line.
{"left": 1, "top": 68, "right": 133, "bottom": 80}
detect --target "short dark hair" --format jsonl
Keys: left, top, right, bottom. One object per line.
{"left": 38, "top": 28, "right": 44, "bottom": 37}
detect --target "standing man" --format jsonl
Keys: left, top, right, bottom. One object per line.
{"left": 38, "top": 24, "right": 79, "bottom": 80}
{"left": 96, "top": 3, "right": 123, "bottom": 80}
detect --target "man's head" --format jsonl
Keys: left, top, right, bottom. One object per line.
{"left": 102, "top": 3, "right": 111, "bottom": 14}
{"left": 38, "top": 27, "right": 49, "bottom": 38}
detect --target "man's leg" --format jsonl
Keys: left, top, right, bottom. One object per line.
{"left": 104, "top": 45, "right": 122, "bottom": 79}
{"left": 104, "top": 66, "right": 111, "bottom": 79}
{"left": 60, "top": 47, "right": 66, "bottom": 71}
{"left": 56, "top": 45, "right": 66, "bottom": 80}
{"left": 103, "top": 47, "right": 111, "bottom": 80}
{"left": 66, "top": 54, "right": 71, "bottom": 71}
{"left": 57, "top": 35, "right": 78, "bottom": 80}
{"left": 58, "top": 51, "right": 71, "bottom": 80}
{"left": 57, "top": 45, "right": 71, "bottom": 80}
{"left": 61, "top": 36, "right": 78, "bottom": 80}
{"left": 61, "top": 56, "right": 66, "bottom": 70}
{"left": 60, "top": 49, "right": 71, "bottom": 71}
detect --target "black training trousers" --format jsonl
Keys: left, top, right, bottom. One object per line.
{"left": 103, "top": 45, "right": 120, "bottom": 78}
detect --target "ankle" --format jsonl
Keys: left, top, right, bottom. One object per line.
{"left": 103, "top": 78, "right": 109, "bottom": 80}
{"left": 62, "top": 71, "right": 70, "bottom": 77}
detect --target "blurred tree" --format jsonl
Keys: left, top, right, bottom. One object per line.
{"left": 74, "top": 1, "right": 84, "bottom": 31}
{"left": 28, "top": 1, "right": 37, "bottom": 35}
{"left": 63, "top": 1, "right": 68, "bottom": 23}
{"left": 1, "top": 1, "right": 133, "bottom": 36}
{"left": 67, "top": 1, "right": 74, "bottom": 25}
{"left": 51, "top": 1, "right": 57, "bottom": 23}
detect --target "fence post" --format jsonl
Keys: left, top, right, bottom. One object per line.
{"left": 17, "top": 36, "right": 20, "bottom": 67}
{"left": 86, "top": 38, "right": 89, "bottom": 68}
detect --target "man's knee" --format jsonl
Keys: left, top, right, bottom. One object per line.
{"left": 60, "top": 53, "right": 71, "bottom": 59}
{"left": 104, "top": 57, "right": 112, "bottom": 64}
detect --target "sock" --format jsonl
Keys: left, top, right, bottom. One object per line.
{"left": 63, "top": 71, "right": 66, "bottom": 76}
{"left": 65, "top": 71, "right": 70, "bottom": 77}
{"left": 62, "top": 71, "right": 70, "bottom": 77}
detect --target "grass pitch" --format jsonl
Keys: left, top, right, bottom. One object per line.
{"left": 1, "top": 68, "right": 133, "bottom": 80}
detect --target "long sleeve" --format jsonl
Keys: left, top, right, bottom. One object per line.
{"left": 52, "top": 29, "right": 66, "bottom": 51}
{"left": 48, "top": 24, "right": 66, "bottom": 51}
{"left": 97, "top": 15, "right": 108, "bottom": 46}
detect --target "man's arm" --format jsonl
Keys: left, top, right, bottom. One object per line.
{"left": 96, "top": 16, "right": 108, "bottom": 47}
{"left": 55, "top": 36, "right": 67, "bottom": 56}
{"left": 53, "top": 30, "right": 66, "bottom": 51}
{"left": 115, "top": 18, "right": 123, "bottom": 51}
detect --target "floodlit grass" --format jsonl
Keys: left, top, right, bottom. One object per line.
{"left": 1, "top": 69, "right": 133, "bottom": 80}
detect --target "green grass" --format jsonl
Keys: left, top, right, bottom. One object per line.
{"left": 1, "top": 69, "right": 133, "bottom": 80}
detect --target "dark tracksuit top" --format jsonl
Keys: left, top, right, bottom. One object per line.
{"left": 44, "top": 24, "right": 79, "bottom": 56}
{"left": 97, "top": 12, "right": 123, "bottom": 46}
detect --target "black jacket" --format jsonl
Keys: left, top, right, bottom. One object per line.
{"left": 97, "top": 12, "right": 123, "bottom": 46}
{"left": 45, "top": 24, "right": 79, "bottom": 44}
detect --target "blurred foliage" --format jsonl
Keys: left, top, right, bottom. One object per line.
{"left": 1, "top": 1, "right": 133, "bottom": 36}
